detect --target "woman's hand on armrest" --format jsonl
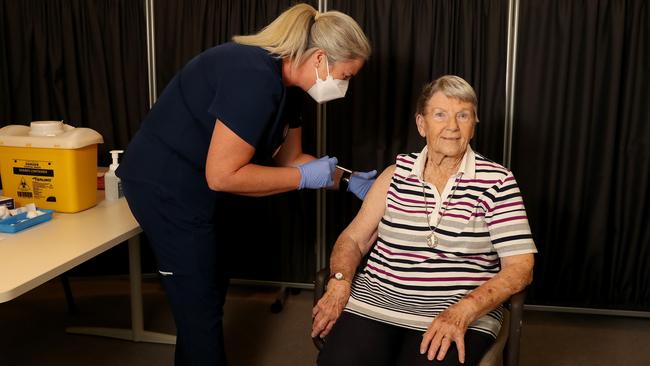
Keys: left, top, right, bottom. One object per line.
{"left": 311, "top": 280, "right": 351, "bottom": 338}
{"left": 419, "top": 253, "right": 534, "bottom": 363}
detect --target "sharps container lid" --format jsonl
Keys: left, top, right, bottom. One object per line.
{"left": 28, "top": 121, "right": 66, "bottom": 137}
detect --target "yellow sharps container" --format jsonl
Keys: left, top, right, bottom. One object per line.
{"left": 0, "top": 121, "right": 103, "bottom": 213}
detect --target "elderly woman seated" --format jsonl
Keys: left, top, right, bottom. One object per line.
{"left": 312, "top": 75, "right": 537, "bottom": 366}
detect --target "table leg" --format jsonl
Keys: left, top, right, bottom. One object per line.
{"left": 66, "top": 236, "right": 176, "bottom": 344}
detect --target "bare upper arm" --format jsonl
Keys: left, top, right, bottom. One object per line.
{"left": 500, "top": 253, "right": 534, "bottom": 269}
{"left": 499, "top": 253, "right": 535, "bottom": 286}
{"left": 342, "top": 164, "right": 396, "bottom": 254}
{"left": 205, "top": 120, "right": 255, "bottom": 190}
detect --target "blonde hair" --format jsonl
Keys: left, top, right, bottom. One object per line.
{"left": 233, "top": 3, "right": 370, "bottom": 66}
{"left": 416, "top": 75, "right": 480, "bottom": 122}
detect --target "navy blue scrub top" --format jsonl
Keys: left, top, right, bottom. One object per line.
{"left": 117, "top": 43, "right": 302, "bottom": 218}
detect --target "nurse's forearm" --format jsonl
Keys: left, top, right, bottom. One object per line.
{"left": 283, "top": 152, "right": 315, "bottom": 167}
{"left": 206, "top": 163, "right": 302, "bottom": 197}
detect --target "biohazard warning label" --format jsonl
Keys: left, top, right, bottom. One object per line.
{"left": 17, "top": 177, "right": 33, "bottom": 198}
{"left": 12, "top": 159, "right": 56, "bottom": 201}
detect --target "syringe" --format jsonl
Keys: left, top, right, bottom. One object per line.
{"left": 336, "top": 165, "right": 352, "bottom": 173}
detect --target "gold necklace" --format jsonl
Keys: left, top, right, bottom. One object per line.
{"left": 421, "top": 172, "right": 463, "bottom": 248}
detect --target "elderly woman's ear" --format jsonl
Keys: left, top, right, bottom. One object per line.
{"left": 415, "top": 113, "right": 427, "bottom": 138}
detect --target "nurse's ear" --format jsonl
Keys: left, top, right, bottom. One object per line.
{"left": 311, "top": 49, "right": 327, "bottom": 68}
{"left": 310, "top": 49, "right": 330, "bottom": 82}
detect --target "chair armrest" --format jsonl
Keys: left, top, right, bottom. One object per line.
{"left": 314, "top": 268, "right": 330, "bottom": 306}
{"left": 504, "top": 288, "right": 527, "bottom": 366}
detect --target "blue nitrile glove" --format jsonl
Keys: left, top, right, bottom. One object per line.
{"left": 348, "top": 170, "right": 377, "bottom": 200}
{"left": 297, "top": 156, "right": 338, "bottom": 190}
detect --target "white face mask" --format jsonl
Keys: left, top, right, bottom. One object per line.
{"left": 307, "top": 59, "right": 349, "bottom": 104}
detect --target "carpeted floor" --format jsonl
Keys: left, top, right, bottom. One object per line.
{"left": 1, "top": 277, "right": 649, "bottom": 366}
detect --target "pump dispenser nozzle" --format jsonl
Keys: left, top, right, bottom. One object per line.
{"left": 109, "top": 150, "right": 124, "bottom": 171}
{"left": 105, "top": 150, "right": 125, "bottom": 201}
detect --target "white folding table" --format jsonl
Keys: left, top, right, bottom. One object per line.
{"left": 0, "top": 193, "right": 176, "bottom": 344}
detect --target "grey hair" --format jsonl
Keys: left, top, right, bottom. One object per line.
{"left": 415, "top": 75, "right": 480, "bottom": 122}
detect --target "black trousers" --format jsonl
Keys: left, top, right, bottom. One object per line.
{"left": 318, "top": 312, "right": 495, "bottom": 366}
{"left": 122, "top": 179, "right": 229, "bottom": 366}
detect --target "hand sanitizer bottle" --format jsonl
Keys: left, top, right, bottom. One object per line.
{"left": 105, "top": 150, "right": 124, "bottom": 201}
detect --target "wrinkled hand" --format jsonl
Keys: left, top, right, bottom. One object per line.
{"left": 348, "top": 170, "right": 377, "bottom": 200}
{"left": 297, "top": 156, "right": 338, "bottom": 190}
{"left": 311, "top": 280, "right": 351, "bottom": 339}
{"left": 420, "top": 305, "right": 471, "bottom": 363}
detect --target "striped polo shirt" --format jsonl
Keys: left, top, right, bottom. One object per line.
{"left": 345, "top": 146, "right": 537, "bottom": 338}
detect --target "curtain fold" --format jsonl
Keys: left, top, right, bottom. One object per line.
{"left": 0, "top": 0, "right": 148, "bottom": 165}
{"left": 513, "top": 0, "right": 650, "bottom": 309}
{"left": 154, "top": 0, "right": 320, "bottom": 96}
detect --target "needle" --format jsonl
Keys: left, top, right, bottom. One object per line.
{"left": 336, "top": 165, "right": 352, "bottom": 173}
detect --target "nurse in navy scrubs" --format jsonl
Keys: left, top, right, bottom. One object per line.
{"left": 116, "top": 3, "right": 373, "bottom": 365}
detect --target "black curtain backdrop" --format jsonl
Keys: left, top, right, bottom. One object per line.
{"left": 155, "top": 0, "right": 316, "bottom": 97}
{"left": 0, "top": 0, "right": 148, "bottom": 163}
{"left": 2, "top": 0, "right": 648, "bottom": 310}
{"left": 513, "top": 0, "right": 650, "bottom": 309}
{"left": 323, "top": 0, "right": 509, "bottom": 258}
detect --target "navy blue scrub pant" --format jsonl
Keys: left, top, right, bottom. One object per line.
{"left": 122, "top": 178, "right": 229, "bottom": 366}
